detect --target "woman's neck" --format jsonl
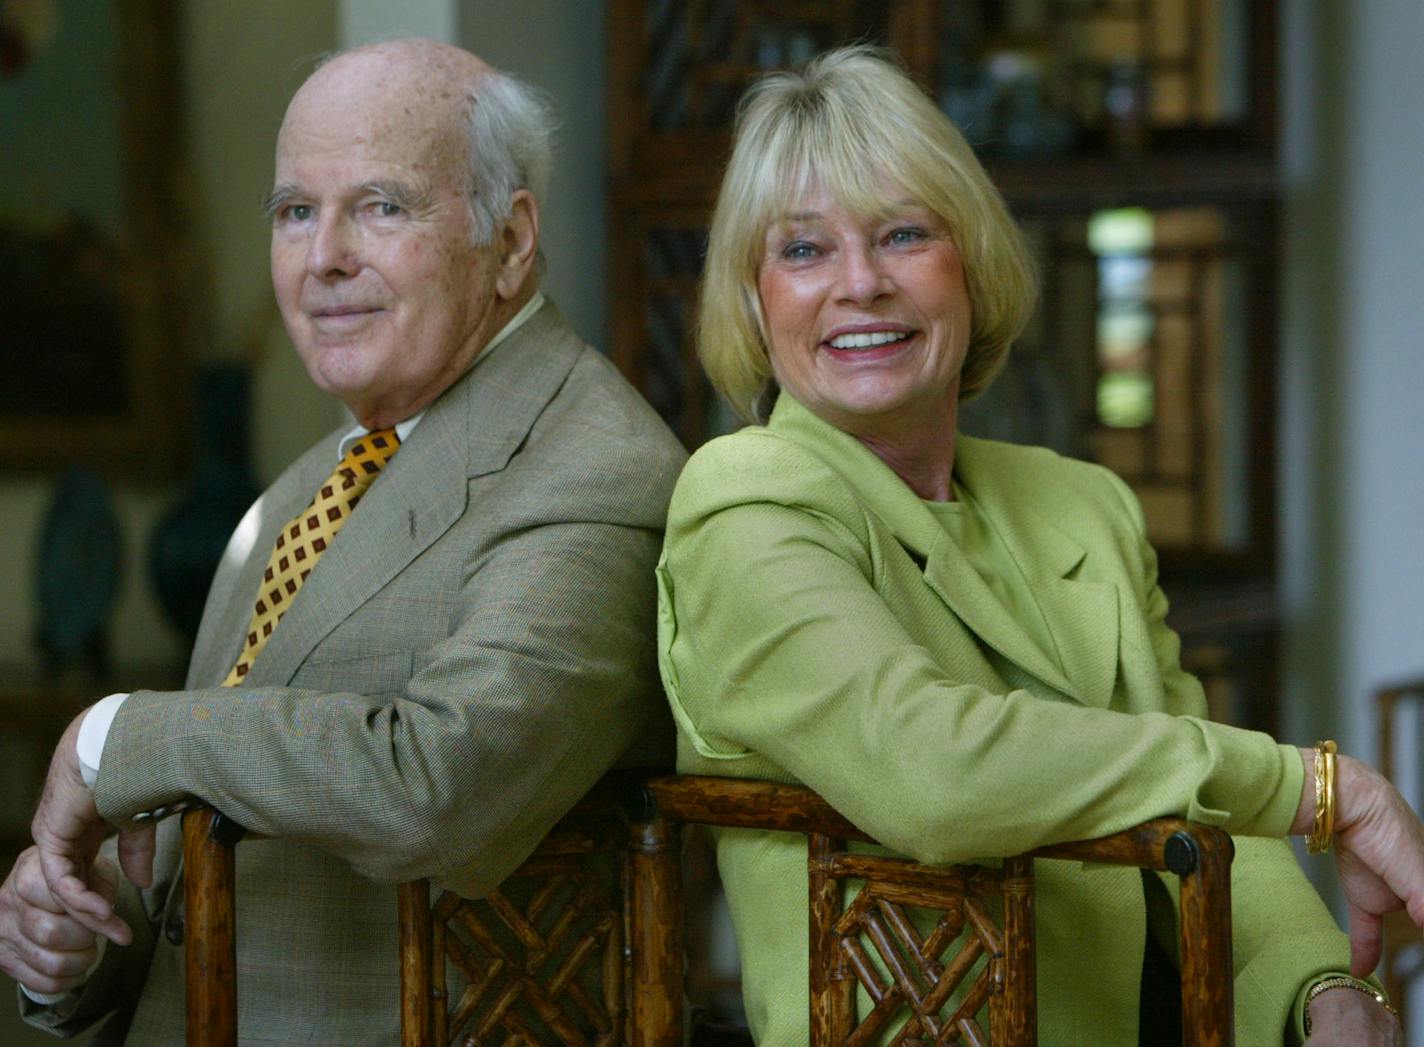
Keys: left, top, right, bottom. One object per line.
{"left": 852, "top": 404, "right": 959, "bottom": 502}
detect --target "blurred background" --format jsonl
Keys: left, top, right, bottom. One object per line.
{"left": 0, "top": 0, "right": 1420, "bottom": 1041}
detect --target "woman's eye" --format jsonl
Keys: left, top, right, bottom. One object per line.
{"left": 781, "top": 240, "right": 819, "bottom": 261}
{"left": 888, "top": 226, "right": 925, "bottom": 245}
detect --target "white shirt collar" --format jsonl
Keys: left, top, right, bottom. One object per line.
{"left": 336, "top": 292, "right": 546, "bottom": 459}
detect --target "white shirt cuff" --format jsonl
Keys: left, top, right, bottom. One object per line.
{"left": 77, "top": 693, "right": 129, "bottom": 788}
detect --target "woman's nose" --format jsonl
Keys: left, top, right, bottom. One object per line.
{"left": 834, "top": 242, "right": 890, "bottom": 304}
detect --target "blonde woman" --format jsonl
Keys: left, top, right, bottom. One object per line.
{"left": 657, "top": 46, "right": 1422, "bottom": 1045}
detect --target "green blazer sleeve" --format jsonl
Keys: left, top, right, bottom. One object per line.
{"left": 1095, "top": 470, "right": 1355, "bottom": 1040}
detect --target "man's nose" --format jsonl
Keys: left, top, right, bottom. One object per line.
{"left": 306, "top": 213, "right": 359, "bottom": 278}
{"left": 834, "top": 242, "right": 890, "bottom": 305}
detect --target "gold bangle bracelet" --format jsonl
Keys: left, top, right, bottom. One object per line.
{"left": 1302, "top": 974, "right": 1397, "bottom": 1036}
{"left": 1307, "top": 740, "right": 1338, "bottom": 854}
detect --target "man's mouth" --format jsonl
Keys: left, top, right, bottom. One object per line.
{"left": 312, "top": 305, "right": 382, "bottom": 318}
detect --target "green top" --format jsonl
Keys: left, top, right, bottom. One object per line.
{"left": 923, "top": 487, "right": 1063, "bottom": 680}
{"left": 657, "top": 392, "right": 1352, "bottom": 1045}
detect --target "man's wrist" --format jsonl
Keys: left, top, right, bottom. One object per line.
{"left": 76, "top": 694, "right": 128, "bottom": 788}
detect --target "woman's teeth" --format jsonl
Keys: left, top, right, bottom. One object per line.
{"left": 828, "top": 331, "right": 910, "bottom": 349}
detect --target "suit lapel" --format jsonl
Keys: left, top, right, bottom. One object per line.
{"left": 770, "top": 398, "right": 1118, "bottom": 706}
{"left": 920, "top": 533, "right": 1080, "bottom": 699}
{"left": 954, "top": 436, "right": 1120, "bottom": 707}
{"left": 237, "top": 300, "right": 581, "bottom": 688}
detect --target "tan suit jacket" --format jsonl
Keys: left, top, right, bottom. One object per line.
{"left": 24, "top": 302, "right": 685, "bottom": 1045}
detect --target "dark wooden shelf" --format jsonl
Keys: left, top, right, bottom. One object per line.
{"left": 990, "top": 151, "right": 1279, "bottom": 212}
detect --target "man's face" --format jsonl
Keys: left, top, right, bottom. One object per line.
{"left": 269, "top": 57, "right": 503, "bottom": 427}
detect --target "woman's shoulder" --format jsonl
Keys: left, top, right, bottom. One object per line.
{"left": 958, "top": 434, "right": 1141, "bottom": 527}
{"left": 669, "top": 426, "right": 866, "bottom": 525}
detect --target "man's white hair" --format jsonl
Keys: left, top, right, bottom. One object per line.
{"left": 462, "top": 69, "right": 556, "bottom": 245}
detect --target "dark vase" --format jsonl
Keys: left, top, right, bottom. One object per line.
{"left": 149, "top": 364, "right": 260, "bottom": 643}
{"left": 35, "top": 468, "right": 123, "bottom": 674}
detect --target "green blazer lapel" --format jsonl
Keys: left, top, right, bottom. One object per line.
{"left": 954, "top": 436, "right": 1120, "bottom": 707}
{"left": 770, "top": 397, "right": 1085, "bottom": 699}
{"left": 920, "top": 532, "right": 1080, "bottom": 699}
{"left": 241, "top": 300, "right": 582, "bottom": 689}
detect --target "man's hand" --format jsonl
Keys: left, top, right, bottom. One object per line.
{"left": 30, "top": 711, "right": 153, "bottom": 945}
{"left": 1303, "top": 986, "right": 1402, "bottom": 1046}
{"left": 0, "top": 846, "right": 108, "bottom": 996}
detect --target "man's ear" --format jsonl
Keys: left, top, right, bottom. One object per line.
{"left": 495, "top": 189, "right": 540, "bottom": 301}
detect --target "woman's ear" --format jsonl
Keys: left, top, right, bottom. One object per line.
{"left": 495, "top": 189, "right": 540, "bottom": 300}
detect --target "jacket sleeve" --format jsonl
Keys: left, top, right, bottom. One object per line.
{"left": 1097, "top": 470, "right": 1354, "bottom": 1040}
{"left": 659, "top": 435, "right": 1304, "bottom": 866}
{"left": 93, "top": 495, "right": 674, "bottom": 897}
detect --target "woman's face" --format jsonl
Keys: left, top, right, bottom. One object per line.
{"left": 756, "top": 188, "right": 972, "bottom": 436}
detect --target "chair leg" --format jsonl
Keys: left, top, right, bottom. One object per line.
{"left": 807, "top": 833, "right": 852, "bottom": 1045}
{"left": 398, "top": 880, "right": 434, "bottom": 1047}
{"left": 630, "top": 812, "right": 683, "bottom": 1047}
{"left": 183, "top": 808, "right": 237, "bottom": 1047}
{"left": 1172, "top": 829, "right": 1235, "bottom": 1047}
{"left": 997, "top": 855, "right": 1037, "bottom": 1047}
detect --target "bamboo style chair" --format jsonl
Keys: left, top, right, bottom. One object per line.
{"left": 181, "top": 775, "right": 1235, "bottom": 1047}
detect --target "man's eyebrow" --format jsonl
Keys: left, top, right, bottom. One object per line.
{"left": 262, "top": 184, "right": 301, "bottom": 220}
{"left": 260, "top": 180, "right": 437, "bottom": 220}
{"left": 361, "top": 179, "right": 435, "bottom": 211}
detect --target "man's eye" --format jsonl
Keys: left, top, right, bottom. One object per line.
{"left": 375, "top": 201, "right": 402, "bottom": 217}
{"left": 282, "top": 204, "right": 313, "bottom": 222}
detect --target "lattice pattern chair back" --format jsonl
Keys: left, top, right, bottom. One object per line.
{"left": 809, "top": 836, "right": 1035, "bottom": 1045}
{"left": 645, "top": 775, "right": 1235, "bottom": 1047}
{"left": 397, "top": 780, "right": 682, "bottom": 1047}
{"left": 183, "top": 773, "right": 1233, "bottom": 1047}
{"left": 422, "top": 807, "right": 628, "bottom": 1044}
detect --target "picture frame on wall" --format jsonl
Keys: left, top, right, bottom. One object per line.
{"left": 0, "top": 0, "right": 191, "bottom": 477}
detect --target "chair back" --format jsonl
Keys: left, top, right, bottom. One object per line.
{"left": 183, "top": 774, "right": 1235, "bottom": 1046}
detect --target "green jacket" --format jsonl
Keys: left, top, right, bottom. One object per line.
{"left": 657, "top": 393, "right": 1349, "bottom": 1045}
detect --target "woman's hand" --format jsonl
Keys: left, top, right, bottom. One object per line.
{"left": 1297, "top": 747, "right": 1424, "bottom": 975}
{"left": 1302, "top": 986, "right": 1401, "bottom": 1046}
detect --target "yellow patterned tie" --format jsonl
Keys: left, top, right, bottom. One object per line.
{"left": 222, "top": 428, "right": 400, "bottom": 685}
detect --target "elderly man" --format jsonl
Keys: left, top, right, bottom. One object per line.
{"left": 0, "top": 39, "right": 684, "bottom": 1044}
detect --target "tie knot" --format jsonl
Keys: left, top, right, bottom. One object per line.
{"left": 337, "top": 427, "right": 401, "bottom": 491}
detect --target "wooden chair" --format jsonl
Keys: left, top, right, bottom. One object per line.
{"left": 182, "top": 775, "right": 1236, "bottom": 1046}
{"left": 1378, "top": 676, "right": 1424, "bottom": 1037}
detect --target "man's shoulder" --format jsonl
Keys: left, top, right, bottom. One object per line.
{"left": 515, "top": 307, "right": 686, "bottom": 468}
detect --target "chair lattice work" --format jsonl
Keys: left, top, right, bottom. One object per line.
{"left": 430, "top": 812, "right": 630, "bottom": 1046}
{"left": 816, "top": 840, "right": 1033, "bottom": 1047}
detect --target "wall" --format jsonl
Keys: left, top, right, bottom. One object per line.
{"left": 1280, "top": 5, "right": 1424, "bottom": 1029}
{"left": 0, "top": 2, "right": 339, "bottom": 676}
{"left": 1280, "top": 5, "right": 1424, "bottom": 767}
{"left": 456, "top": 0, "right": 609, "bottom": 348}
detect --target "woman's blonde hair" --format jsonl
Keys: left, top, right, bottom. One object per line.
{"left": 698, "top": 45, "right": 1037, "bottom": 423}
